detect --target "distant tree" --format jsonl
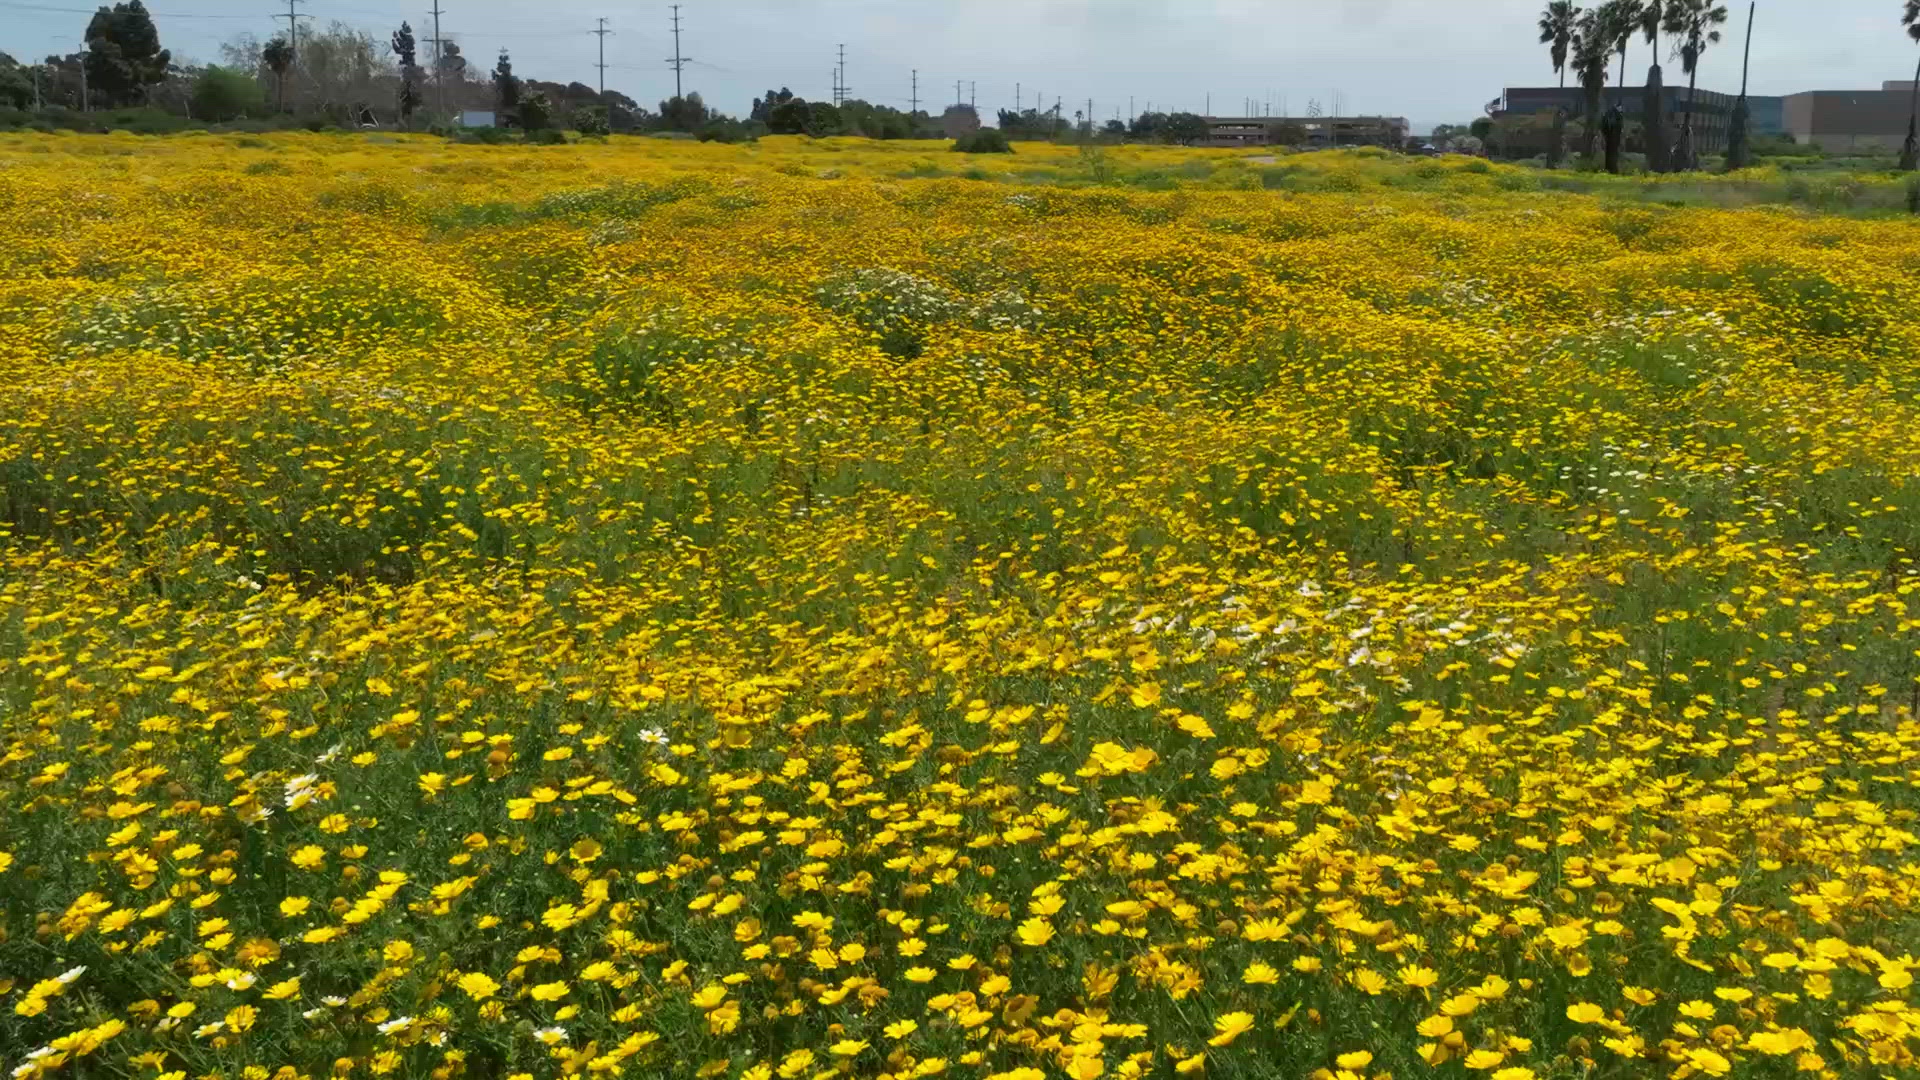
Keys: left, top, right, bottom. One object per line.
{"left": 1266, "top": 119, "right": 1308, "bottom": 145}
{"left": 518, "top": 90, "right": 550, "bottom": 131}
{"left": 1128, "top": 110, "right": 1169, "bottom": 141}
{"left": 659, "top": 92, "right": 713, "bottom": 132}
{"left": 768, "top": 96, "right": 811, "bottom": 134}
{"left": 1102, "top": 118, "right": 1126, "bottom": 137}
{"left": 492, "top": 49, "right": 520, "bottom": 120}
{"left": 751, "top": 86, "right": 794, "bottom": 123}
{"left": 261, "top": 35, "right": 293, "bottom": 112}
{"left": 436, "top": 40, "right": 465, "bottom": 93}
{"left": 1663, "top": 0, "right": 1727, "bottom": 170}
{"left": 391, "top": 23, "right": 419, "bottom": 127}
{"left": 1603, "top": 0, "right": 1642, "bottom": 86}
{"left": 837, "top": 99, "right": 914, "bottom": 139}
{"left": 1901, "top": 0, "right": 1920, "bottom": 170}
{"left": 1165, "top": 111, "right": 1209, "bottom": 145}
{"left": 31, "top": 52, "right": 86, "bottom": 109}
{"left": 0, "top": 52, "right": 33, "bottom": 109}
{"left": 804, "top": 100, "right": 841, "bottom": 136}
{"left": 1538, "top": 0, "right": 1581, "bottom": 87}
{"left": 189, "top": 64, "right": 263, "bottom": 120}
{"left": 1470, "top": 117, "right": 1495, "bottom": 140}
{"left": 1572, "top": 9, "right": 1614, "bottom": 160}
{"left": 601, "top": 88, "right": 642, "bottom": 129}
{"left": 288, "top": 23, "right": 386, "bottom": 118}
{"left": 573, "top": 104, "right": 609, "bottom": 135}
{"left": 84, "top": 0, "right": 171, "bottom": 106}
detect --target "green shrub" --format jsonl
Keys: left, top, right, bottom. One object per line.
{"left": 952, "top": 129, "right": 1013, "bottom": 154}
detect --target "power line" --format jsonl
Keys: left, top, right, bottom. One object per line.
{"left": 424, "top": 0, "right": 444, "bottom": 118}
{"left": 665, "top": 3, "right": 687, "bottom": 99}
{"left": 275, "top": 0, "right": 311, "bottom": 62}
{"left": 591, "top": 16, "right": 609, "bottom": 96}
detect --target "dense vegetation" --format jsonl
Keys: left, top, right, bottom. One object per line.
{"left": 2, "top": 133, "right": 1918, "bottom": 1080}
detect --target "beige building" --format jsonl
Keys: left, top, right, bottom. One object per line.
{"left": 1783, "top": 84, "right": 1914, "bottom": 152}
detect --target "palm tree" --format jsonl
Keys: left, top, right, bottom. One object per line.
{"left": 1665, "top": 0, "right": 1728, "bottom": 170}
{"left": 1573, "top": 9, "right": 1615, "bottom": 160}
{"left": 1605, "top": 0, "right": 1644, "bottom": 87}
{"left": 1901, "top": 0, "right": 1920, "bottom": 170}
{"left": 262, "top": 34, "right": 293, "bottom": 113}
{"left": 1539, "top": 1, "right": 1582, "bottom": 87}
{"left": 1640, "top": 0, "right": 1671, "bottom": 170}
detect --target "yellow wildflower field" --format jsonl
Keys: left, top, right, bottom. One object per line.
{"left": 1, "top": 132, "right": 1918, "bottom": 1080}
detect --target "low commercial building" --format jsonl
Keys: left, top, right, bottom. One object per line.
{"left": 1782, "top": 83, "right": 1913, "bottom": 151}
{"left": 1496, "top": 85, "right": 1765, "bottom": 154}
{"left": 1203, "top": 114, "right": 1409, "bottom": 149}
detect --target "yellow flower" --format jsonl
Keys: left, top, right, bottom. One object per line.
{"left": 1335, "top": 1051, "right": 1373, "bottom": 1070}
{"left": 529, "top": 981, "right": 570, "bottom": 1002}
{"left": 1685, "top": 1048, "right": 1732, "bottom": 1077}
{"left": 1463, "top": 1049, "right": 1504, "bottom": 1069}
{"left": 1747, "top": 1028, "right": 1814, "bottom": 1056}
{"left": 262, "top": 978, "right": 301, "bottom": 1001}
{"left": 1242, "top": 961, "right": 1279, "bottom": 984}
{"left": 1207, "top": 1011, "right": 1254, "bottom": 1047}
{"left": 830, "top": 1039, "right": 868, "bottom": 1058}
{"left": 1397, "top": 965, "right": 1438, "bottom": 989}
{"left": 1565, "top": 1002, "right": 1605, "bottom": 1024}
{"left": 1173, "top": 1054, "right": 1206, "bottom": 1075}
{"left": 884, "top": 1019, "right": 918, "bottom": 1039}
{"left": 1016, "top": 917, "right": 1054, "bottom": 947}
{"left": 1490, "top": 1069, "right": 1536, "bottom": 1080}
{"left": 458, "top": 972, "right": 499, "bottom": 1001}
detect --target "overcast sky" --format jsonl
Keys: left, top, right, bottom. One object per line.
{"left": 6, "top": 0, "right": 1917, "bottom": 131}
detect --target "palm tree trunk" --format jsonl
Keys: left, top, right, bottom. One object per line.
{"left": 1900, "top": 54, "right": 1920, "bottom": 170}
{"left": 1687, "top": 65, "right": 1699, "bottom": 168}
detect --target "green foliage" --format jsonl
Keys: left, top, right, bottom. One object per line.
{"left": 0, "top": 53, "right": 31, "bottom": 110}
{"left": 573, "top": 105, "right": 610, "bottom": 137}
{"left": 518, "top": 91, "right": 551, "bottom": 132}
{"left": 493, "top": 50, "right": 521, "bottom": 117}
{"left": 189, "top": 65, "right": 264, "bottom": 122}
{"left": 657, "top": 93, "right": 712, "bottom": 133}
{"left": 767, "top": 98, "right": 810, "bottom": 135}
{"left": 83, "top": 0, "right": 171, "bottom": 107}
{"left": 952, "top": 128, "right": 1013, "bottom": 154}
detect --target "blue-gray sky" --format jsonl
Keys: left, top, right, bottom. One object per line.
{"left": 5, "top": 0, "right": 1916, "bottom": 132}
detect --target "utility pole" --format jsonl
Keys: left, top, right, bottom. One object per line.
{"left": 834, "top": 43, "right": 847, "bottom": 105}
{"left": 78, "top": 39, "right": 88, "bottom": 112}
{"left": 277, "top": 0, "right": 309, "bottom": 63}
{"left": 592, "top": 17, "right": 610, "bottom": 97}
{"left": 1015, "top": 82, "right": 1020, "bottom": 112}
{"left": 424, "top": 1, "right": 445, "bottom": 118}
{"left": 1085, "top": 97, "right": 1092, "bottom": 132}
{"left": 667, "top": 4, "right": 687, "bottom": 99}
{"left": 909, "top": 69, "right": 918, "bottom": 116}
{"left": 954, "top": 79, "right": 962, "bottom": 107}
{"left": 969, "top": 81, "right": 975, "bottom": 109}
